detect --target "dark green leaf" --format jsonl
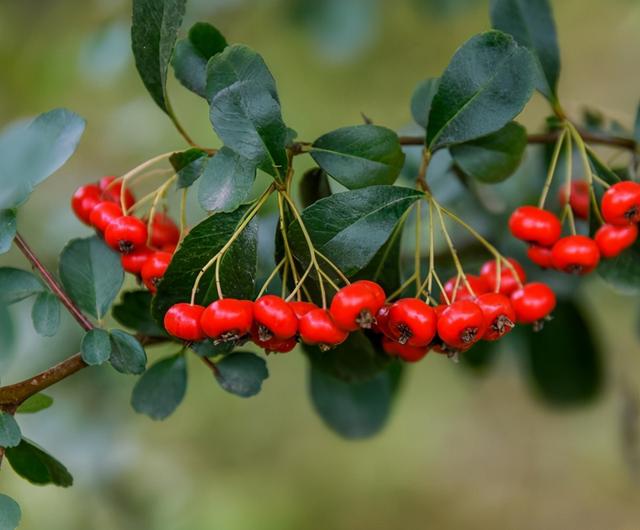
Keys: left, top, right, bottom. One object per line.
{"left": 59, "top": 236, "right": 123, "bottom": 319}
{"left": 5, "top": 438, "right": 73, "bottom": 487}
{"left": 190, "top": 340, "right": 235, "bottom": 358}
{"left": 112, "top": 291, "right": 168, "bottom": 337}
{"left": 81, "top": 328, "right": 112, "bottom": 366}
{"left": 173, "top": 22, "right": 228, "bottom": 98}
{"left": 450, "top": 122, "right": 527, "bottom": 183}
{"left": 214, "top": 351, "right": 268, "bottom": 397}
{"left": 310, "top": 125, "right": 405, "bottom": 189}
{"left": 299, "top": 168, "right": 332, "bottom": 209}
{"left": 426, "top": 31, "right": 535, "bottom": 149}
{"left": 16, "top": 394, "right": 53, "bottom": 414}
{"left": 0, "top": 109, "right": 86, "bottom": 209}
{"left": 131, "top": 0, "right": 186, "bottom": 113}
{"left": 587, "top": 150, "right": 620, "bottom": 185}
{"left": 410, "top": 77, "right": 440, "bottom": 129}
{"left": 170, "top": 148, "right": 209, "bottom": 189}
{"left": 0, "top": 209, "right": 16, "bottom": 254}
{"left": 109, "top": 330, "right": 147, "bottom": 375}
{"left": 198, "top": 147, "right": 256, "bottom": 212}
{"left": 0, "top": 305, "right": 15, "bottom": 360}
{"left": 597, "top": 240, "right": 640, "bottom": 295}
{"left": 0, "top": 412, "right": 21, "bottom": 448}
{"left": 0, "top": 494, "right": 21, "bottom": 530}
{"left": 460, "top": 340, "right": 500, "bottom": 374}
{"left": 0, "top": 268, "right": 43, "bottom": 304}
{"left": 490, "top": 0, "right": 560, "bottom": 102}
{"left": 131, "top": 354, "right": 187, "bottom": 420}
{"left": 30, "top": 292, "right": 60, "bottom": 337}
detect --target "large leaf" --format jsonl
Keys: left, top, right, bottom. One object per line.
{"left": 0, "top": 209, "right": 16, "bottom": 254}
{"left": 0, "top": 109, "right": 85, "bottom": 209}
{"left": 426, "top": 31, "right": 535, "bottom": 150}
{"left": 214, "top": 352, "right": 268, "bottom": 398}
{"left": 5, "top": 438, "right": 73, "bottom": 487}
{"left": 131, "top": 354, "right": 187, "bottom": 420}
{"left": 0, "top": 268, "right": 43, "bottom": 304}
{"left": 112, "top": 290, "right": 168, "bottom": 337}
{"left": 131, "top": 0, "right": 186, "bottom": 113}
{"left": 30, "top": 292, "right": 60, "bottom": 337}
{"left": 310, "top": 125, "right": 405, "bottom": 189}
{"left": 450, "top": 122, "right": 527, "bottom": 183}
{"left": 59, "top": 236, "right": 123, "bottom": 320}
{"left": 81, "top": 328, "right": 112, "bottom": 366}
{"left": 0, "top": 494, "right": 21, "bottom": 530}
{"left": 299, "top": 168, "right": 332, "bottom": 209}
{"left": 172, "top": 22, "right": 228, "bottom": 98}
{"left": 109, "top": 330, "right": 147, "bottom": 375}
{"left": 0, "top": 412, "right": 21, "bottom": 448}
{"left": 410, "top": 77, "right": 440, "bottom": 129}
{"left": 490, "top": 0, "right": 560, "bottom": 102}
{"left": 597, "top": 240, "right": 640, "bottom": 295}
{"left": 152, "top": 204, "right": 258, "bottom": 323}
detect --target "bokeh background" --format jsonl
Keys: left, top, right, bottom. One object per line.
{"left": 2, "top": 0, "right": 640, "bottom": 528}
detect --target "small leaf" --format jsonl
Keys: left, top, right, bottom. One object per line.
{"left": 112, "top": 290, "right": 168, "bottom": 337}
{"left": 450, "top": 122, "right": 527, "bottom": 183}
{"left": 410, "top": 77, "right": 440, "bottom": 129}
{"left": 59, "top": 236, "right": 123, "bottom": 320}
{"left": 0, "top": 412, "right": 21, "bottom": 448}
{"left": 299, "top": 168, "right": 332, "bottom": 209}
{"left": 173, "top": 22, "right": 228, "bottom": 98}
{"left": 81, "top": 328, "right": 112, "bottom": 366}
{"left": 16, "top": 394, "right": 53, "bottom": 414}
{"left": 198, "top": 147, "right": 256, "bottom": 213}
{"left": 0, "top": 305, "right": 15, "bottom": 360}
{"left": 5, "top": 438, "right": 73, "bottom": 487}
{"left": 0, "top": 494, "right": 21, "bottom": 530}
{"left": 109, "top": 330, "right": 147, "bottom": 375}
{"left": 214, "top": 352, "right": 268, "bottom": 397}
{"left": 310, "top": 125, "right": 405, "bottom": 189}
{"left": 597, "top": 240, "right": 640, "bottom": 295}
{"left": 131, "top": 354, "right": 187, "bottom": 420}
{"left": 427, "top": 31, "right": 535, "bottom": 149}
{"left": 0, "top": 268, "right": 43, "bottom": 304}
{"left": 31, "top": 292, "right": 60, "bottom": 337}
{"left": 170, "top": 148, "right": 209, "bottom": 189}
{"left": 0, "top": 209, "right": 16, "bottom": 254}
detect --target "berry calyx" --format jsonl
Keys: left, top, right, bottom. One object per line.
{"left": 601, "top": 181, "right": 640, "bottom": 225}
{"left": 298, "top": 308, "right": 348, "bottom": 351}
{"left": 479, "top": 258, "right": 526, "bottom": 296}
{"left": 527, "top": 245, "right": 554, "bottom": 269}
{"left": 476, "top": 293, "right": 515, "bottom": 341}
{"left": 289, "top": 301, "right": 318, "bottom": 320}
{"left": 441, "top": 274, "right": 489, "bottom": 302}
{"left": 329, "top": 281, "right": 385, "bottom": 331}
{"left": 98, "top": 176, "right": 135, "bottom": 210}
{"left": 508, "top": 206, "right": 562, "bottom": 247}
{"left": 121, "top": 246, "right": 152, "bottom": 275}
{"left": 141, "top": 251, "right": 172, "bottom": 292}
{"left": 253, "top": 295, "right": 298, "bottom": 341}
{"left": 149, "top": 213, "right": 180, "bottom": 249}
{"left": 382, "top": 337, "right": 428, "bottom": 363}
{"left": 387, "top": 298, "right": 437, "bottom": 347}
{"left": 437, "top": 300, "right": 486, "bottom": 350}
{"left": 200, "top": 298, "right": 254, "bottom": 343}
{"left": 104, "top": 215, "right": 148, "bottom": 254}
{"left": 510, "top": 282, "right": 556, "bottom": 325}
{"left": 89, "top": 201, "right": 123, "bottom": 233}
{"left": 252, "top": 328, "right": 297, "bottom": 354}
{"left": 71, "top": 184, "right": 102, "bottom": 225}
{"left": 551, "top": 235, "right": 600, "bottom": 274}
{"left": 594, "top": 223, "right": 638, "bottom": 258}
{"left": 164, "top": 303, "right": 205, "bottom": 342}
{"left": 559, "top": 180, "right": 590, "bottom": 220}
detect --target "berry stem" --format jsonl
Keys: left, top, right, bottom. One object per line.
{"left": 118, "top": 152, "right": 176, "bottom": 212}
{"left": 146, "top": 174, "right": 178, "bottom": 247}
{"left": 179, "top": 188, "right": 188, "bottom": 242}
{"left": 414, "top": 200, "right": 422, "bottom": 292}
{"left": 538, "top": 126, "right": 568, "bottom": 209}
{"left": 256, "top": 258, "right": 287, "bottom": 298}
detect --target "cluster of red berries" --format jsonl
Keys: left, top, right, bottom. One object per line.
{"left": 163, "top": 260, "right": 556, "bottom": 362}
{"left": 510, "top": 181, "right": 640, "bottom": 274}
{"left": 71, "top": 178, "right": 179, "bottom": 292}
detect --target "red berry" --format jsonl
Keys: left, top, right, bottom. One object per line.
{"left": 104, "top": 215, "right": 148, "bottom": 254}
{"left": 253, "top": 295, "right": 298, "bottom": 341}
{"left": 252, "top": 327, "right": 297, "bottom": 354}
{"left": 353, "top": 280, "right": 386, "bottom": 307}
{"left": 372, "top": 303, "right": 392, "bottom": 336}
{"left": 595, "top": 223, "right": 638, "bottom": 258}
{"left": 381, "top": 337, "right": 428, "bottom": 363}
{"left": 437, "top": 300, "right": 486, "bottom": 350}
{"left": 71, "top": 184, "right": 102, "bottom": 225}
{"left": 120, "top": 246, "right": 152, "bottom": 275}
{"left": 164, "top": 303, "right": 205, "bottom": 342}
{"left": 476, "top": 293, "right": 515, "bottom": 341}
{"left": 89, "top": 201, "right": 123, "bottom": 233}
{"left": 149, "top": 213, "right": 180, "bottom": 249}
{"left": 200, "top": 298, "right": 254, "bottom": 342}
{"left": 441, "top": 274, "right": 489, "bottom": 303}
{"left": 510, "top": 282, "right": 556, "bottom": 324}
{"left": 387, "top": 298, "right": 437, "bottom": 347}
{"left": 289, "top": 301, "right": 318, "bottom": 320}
{"left": 527, "top": 245, "right": 554, "bottom": 269}
{"left": 601, "top": 181, "right": 640, "bottom": 225}
{"left": 99, "top": 176, "right": 136, "bottom": 210}
{"left": 329, "top": 282, "right": 385, "bottom": 332}
{"left": 559, "top": 181, "right": 590, "bottom": 220}
{"left": 551, "top": 235, "right": 600, "bottom": 274}
{"left": 298, "top": 308, "right": 348, "bottom": 350}
{"left": 508, "top": 206, "right": 562, "bottom": 247}
{"left": 141, "top": 251, "right": 172, "bottom": 292}
{"left": 479, "top": 258, "right": 526, "bottom": 296}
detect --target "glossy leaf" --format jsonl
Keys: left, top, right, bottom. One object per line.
{"left": 0, "top": 268, "right": 43, "bottom": 304}
{"left": 112, "top": 291, "right": 168, "bottom": 337}
{"left": 410, "top": 77, "right": 440, "bottom": 129}
{"left": 426, "top": 31, "right": 535, "bottom": 150}
{"left": 171, "top": 148, "right": 209, "bottom": 189}
{"left": 299, "top": 168, "right": 331, "bottom": 208}
{"left": 214, "top": 352, "right": 268, "bottom": 397}
{"left": 109, "top": 330, "right": 147, "bottom": 375}
{"left": 0, "top": 412, "right": 21, "bottom": 448}
{"left": 450, "top": 122, "right": 527, "bottom": 183}
{"left": 597, "top": 240, "right": 640, "bottom": 295}
{"left": 0, "top": 209, "right": 16, "bottom": 254}
{"left": 310, "top": 125, "right": 405, "bottom": 189}
{"left": 59, "top": 236, "right": 123, "bottom": 320}
{"left": 5, "top": 438, "right": 73, "bottom": 487}
{"left": 190, "top": 340, "right": 235, "bottom": 358}
{"left": 30, "top": 292, "right": 60, "bottom": 337}
{"left": 587, "top": 150, "right": 620, "bottom": 185}
{"left": 81, "top": 328, "right": 112, "bottom": 366}
{"left": 131, "top": 0, "right": 186, "bottom": 113}
{"left": 131, "top": 354, "right": 187, "bottom": 420}
{"left": 490, "top": 0, "right": 560, "bottom": 102}
{"left": 0, "top": 494, "right": 21, "bottom": 530}
{"left": 16, "top": 394, "right": 53, "bottom": 414}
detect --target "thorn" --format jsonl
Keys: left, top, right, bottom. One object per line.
{"left": 361, "top": 112, "right": 373, "bottom": 125}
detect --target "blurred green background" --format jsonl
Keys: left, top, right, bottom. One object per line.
{"left": 2, "top": 0, "right": 640, "bottom": 528}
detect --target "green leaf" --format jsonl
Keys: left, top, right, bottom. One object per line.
{"left": 410, "top": 77, "right": 440, "bottom": 129}
{"left": 112, "top": 290, "right": 168, "bottom": 337}
{"left": 16, "top": 394, "right": 53, "bottom": 414}
{"left": 81, "top": 328, "right": 112, "bottom": 366}
{"left": 597, "top": 240, "right": 640, "bottom": 295}
{"left": 310, "top": 125, "right": 405, "bottom": 189}
{"left": 190, "top": 339, "right": 235, "bottom": 358}
{"left": 0, "top": 305, "right": 15, "bottom": 361}
{"left": 0, "top": 494, "right": 21, "bottom": 530}
{"left": 0, "top": 268, "right": 43, "bottom": 304}
{"left": 30, "top": 292, "right": 60, "bottom": 337}
{"left": 59, "top": 236, "right": 124, "bottom": 320}
{"left": 587, "top": 150, "right": 620, "bottom": 185}
{"left": 152, "top": 205, "right": 258, "bottom": 323}
{"left": 5, "top": 438, "right": 73, "bottom": 487}
{"left": 288, "top": 186, "right": 422, "bottom": 277}
{"left": 450, "top": 122, "right": 527, "bottom": 183}
{"left": 490, "top": 0, "right": 560, "bottom": 102}
{"left": 460, "top": 340, "right": 500, "bottom": 374}
{"left": 0, "top": 209, "right": 16, "bottom": 254}
{"left": 131, "top": 0, "right": 186, "bottom": 113}
{"left": 109, "top": 330, "right": 147, "bottom": 375}
{"left": 173, "top": 22, "right": 228, "bottom": 98}
{"left": 131, "top": 354, "right": 187, "bottom": 420}
{"left": 198, "top": 147, "right": 256, "bottom": 213}
{"left": 0, "top": 412, "right": 21, "bottom": 448}
{"left": 0, "top": 109, "right": 86, "bottom": 209}
{"left": 426, "top": 31, "right": 535, "bottom": 150}
{"left": 214, "top": 352, "right": 268, "bottom": 397}
{"left": 170, "top": 148, "right": 209, "bottom": 189}
{"left": 299, "top": 168, "right": 332, "bottom": 209}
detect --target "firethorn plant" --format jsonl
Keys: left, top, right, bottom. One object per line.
{"left": 0, "top": 0, "right": 639, "bottom": 521}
